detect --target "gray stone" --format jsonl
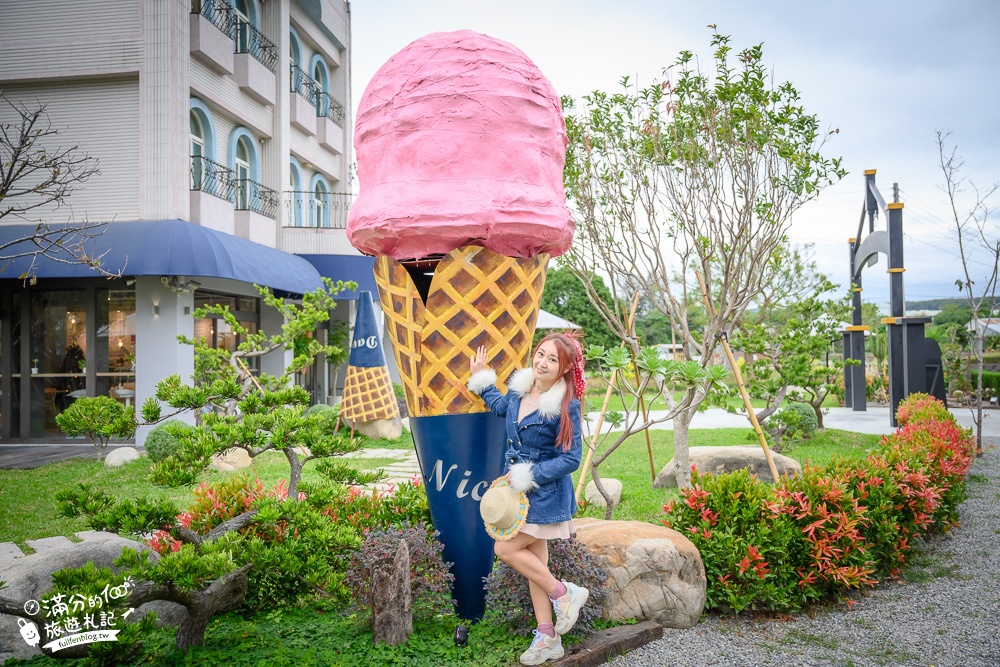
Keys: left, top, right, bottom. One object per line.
{"left": 209, "top": 447, "right": 252, "bottom": 472}
{"left": 653, "top": 445, "right": 802, "bottom": 488}
{"left": 104, "top": 447, "right": 142, "bottom": 468}
{"left": 0, "top": 532, "right": 155, "bottom": 663}
{"left": 585, "top": 478, "right": 623, "bottom": 509}
{"left": 352, "top": 416, "right": 403, "bottom": 440}
{"left": 575, "top": 518, "right": 706, "bottom": 629}
{"left": 0, "top": 543, "right": 25, "bottom": 560}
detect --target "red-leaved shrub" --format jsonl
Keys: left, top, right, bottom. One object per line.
{"left": 663, "top": 394, "right": 974, "bottom": 613}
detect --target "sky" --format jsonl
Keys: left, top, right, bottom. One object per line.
{"left": 347, "top": 0, "right": 1000, "bottom": 309}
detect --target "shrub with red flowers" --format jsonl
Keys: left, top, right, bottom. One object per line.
{"left": 663, "top": 394, "right": 974, "bottom": 613}
{"left": 144, "top": 474, "right": 434, "bottom": 611}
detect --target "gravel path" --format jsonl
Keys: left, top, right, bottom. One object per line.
{"left": 611, "top": 439, "right": 1000, "bottom": 667}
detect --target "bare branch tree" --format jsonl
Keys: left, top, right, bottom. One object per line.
{"left": 937, "top": 129, "right": 1000, "bottom": 456}
{"left": 563, "top": 31, "right": 845, "bottom": 487}
{"left": 0, "top": 91, "right": 120, "bottom": 281}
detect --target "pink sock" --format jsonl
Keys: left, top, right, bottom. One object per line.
{"left": 538, "top": 622, "right": 555, "bottom": 638}
{"left": 549, "top": 581, "right": 567, "bottom": 601}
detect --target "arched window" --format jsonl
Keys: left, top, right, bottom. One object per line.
{"left": 189, "top": 99, "right": 218, "bottom": 194}
{"left": 309, "top": 55, "right": 330, "bottom": 116}
{"left": 289, "top": 157, "right": 304, "bottom": 227}
{"left": 228, "top": 127, "right": 260, "bottom": 211}
{"left": 233, "top": 0, "right": 255, "bottom": 53}
{"left": 190, "top": 112, "right": 205, "bottom": 190}
{"left": 309, "top": 173, "right": 330, "bottom": 228}
{"left": 289, "top": 28, "right": 303, "bottom": 92}
{"left": 235, "top": 138, "right": 250, "bottom": 209}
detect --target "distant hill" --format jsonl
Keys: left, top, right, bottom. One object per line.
{"left": 907, "top": 297, "right": 1000, "bottom": 311}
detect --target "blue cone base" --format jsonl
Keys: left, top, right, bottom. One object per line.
{"left": 410, "top": 412, "right": 506, "bottom": 621}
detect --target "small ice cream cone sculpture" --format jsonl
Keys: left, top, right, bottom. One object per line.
{"left": 347, "top": 30, "right": 572, "bottom": 621}
{"left": 338, "top": 291, "right": 400, "bottom": 429}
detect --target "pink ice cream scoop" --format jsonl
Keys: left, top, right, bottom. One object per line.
{"left": 347, "top": 30, "right": 573, "bottom": 260}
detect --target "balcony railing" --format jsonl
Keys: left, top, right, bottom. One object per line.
{"left": 290, "top": 64, "right": 345, "bottom": 125}
{"left": 284, "top": 191, "right": 353, "bottom": 229}
{"left": 190, "top": 155, "right": 235, "bottom": 201}
{"left": 234, "top": 17, "right": 278, "bottom": 73}
{"left": 234, "top": 179, "right": 279, "bottom": 219}
{"left": 193, "top": 0, "right": 234, "bottom": 38}
{"left": 291, "top": 64, "right": 319, "bottom": 103}
{"left": 191, "top": 1, "right": 277, "bottom": 73}
{"left": 316, "top": 92, "right": 345, "bottom": 126}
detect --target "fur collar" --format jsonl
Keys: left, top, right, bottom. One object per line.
{"left": 507, "top": 368, "right": 566, "bottom": 419}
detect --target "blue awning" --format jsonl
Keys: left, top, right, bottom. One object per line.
{"left": 298, "top": 254, "right": 377, "bottom": 300}
{"left": 0, "top": 220, "right": 324, "bottom": 295}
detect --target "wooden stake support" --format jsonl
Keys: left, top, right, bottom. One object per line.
{"left": 695, "top": 272, "right": 781, "bottom": 483}
{"left": 575, "top": 294, "right": 653, "bottom": 501}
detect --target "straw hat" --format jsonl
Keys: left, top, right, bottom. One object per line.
{"left": 479, "top": 477, "right": 530, "bottom": 541}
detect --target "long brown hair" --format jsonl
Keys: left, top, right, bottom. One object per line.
{"left": 535, "top": 333, "right": 582, "bottom": 452}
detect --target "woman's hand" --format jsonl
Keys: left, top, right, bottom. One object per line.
{"left": 469, "top": 345, "right": 489, "bottom": 376}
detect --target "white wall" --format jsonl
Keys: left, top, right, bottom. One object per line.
{"left": 0, "top": 78, "right": 142, "bottom": 222}
{"left": 134, "top": 276, "right": 195, "bottom": 445}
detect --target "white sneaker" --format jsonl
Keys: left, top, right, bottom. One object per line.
{"left": 519, "top": 630, "right": 564, "bottom": 665}
{"left": 552, "top": 581, "right": 589, "bottom": 635}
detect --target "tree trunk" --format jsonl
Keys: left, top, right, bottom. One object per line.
{"left": 974, "top": 337, "right": 984, "bottom": 456}
{"left": 590, "top": 464, "right": 615, "bottom": 521}
{"left": 754, "top": 386, "right": 787, "bottom": 424}
{"left": 372, "top": 539, "right": 412, "bottom": 646}
{"left": 811, "top": 397, "right": 825, "bottom": 429}
{"left": 285, "top": 449, "right": 303, "bottom": 500}
{"left": 673, "top": 408, "right": 693, "bottom": 489}
{"left": 174, "top": 566, "right": 249, "bottom": 652}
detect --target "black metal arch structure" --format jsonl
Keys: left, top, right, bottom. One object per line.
{"left": 844, "top": 171, "right": 946, "bottom": 426}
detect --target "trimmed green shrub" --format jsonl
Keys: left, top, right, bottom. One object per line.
{"left": 55, "top": 396, "right": 137, "bottom": 461}
{"left": 305, "top": 403, "right": 333, "bottom": 415}
{"left": 484, "top": 538, "right": 607, "bottom": 635}
{"left": 783, "top": 402, "right": 819, "bottom": 434}
{"left": 143, "top": 419, "right": 195, "bottom": 463}
{"left": 971, "top": 370, "right": 1000, "bottom": 396}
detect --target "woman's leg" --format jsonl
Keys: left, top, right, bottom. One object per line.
{"left": 525, "top": 538, "right": 553, "bottom": 626}
{"left": 495, "top": 532, "right": 560, "bottom": 597}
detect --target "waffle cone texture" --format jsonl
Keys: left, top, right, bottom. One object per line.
{"left": 339, "top": 365, "right": 400, "bottom": 423}
{"left": 373, "top": 245, "right": 549, "bottom": 417}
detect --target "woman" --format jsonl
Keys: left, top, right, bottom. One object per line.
{"left": 468, "top": 333, "right": 590, "bottom": 666}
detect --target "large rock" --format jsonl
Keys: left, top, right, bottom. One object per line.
{"left": 0, "top": 531, "right": 181, "bottom": 663}
{"left": 104, "top": 446, "right": 142, "bottom": 468}
{"left": 209, "top": 447, "right": 252, "bottom": 472}
{"left": 654, "top": 445, "right": 802, "bottom": 488}
{"left": 585, "top": 478, "right": 623, "bottom": 510}
{"left": 352, "top": 417, "right": 403, "bottom": 440}
{"left": 575, "top": 518, "right": 705, "bottom": 628}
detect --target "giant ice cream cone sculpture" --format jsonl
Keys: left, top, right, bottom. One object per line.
{"left": 347, "top": 30, "right": 572, "bottom": 620}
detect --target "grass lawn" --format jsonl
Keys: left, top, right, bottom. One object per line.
{"left": 3, "top": 601, "right": 594, "bottom": 667}
{"left": 581, "top": 387, "right": 842, "bottom": 415}
{"left": 0, "top": 444, "right": 411, "bottom": 549}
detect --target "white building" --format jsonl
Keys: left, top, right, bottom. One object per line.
{"left": 0, "top": 0, "right": 377, "bottom": 443}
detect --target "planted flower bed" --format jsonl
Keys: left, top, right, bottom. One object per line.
{"left": 663, "top": 393, "right": 975, "bottom": 613}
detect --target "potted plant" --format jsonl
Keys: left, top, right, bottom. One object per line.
{"left": 31, "top": 359, "right": 39, "bottom": 374}
{"left": 78, "top": 358, "right": 87, "bottom": 374}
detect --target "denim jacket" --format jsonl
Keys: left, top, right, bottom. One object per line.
{"left": 468, "top": 368, "right": 582, "bottom": 524}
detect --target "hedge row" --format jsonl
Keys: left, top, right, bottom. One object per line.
{"left": 663, "top": 393, "right": 975, "bottom": 613}
{"left": 970, "top": 370, "right": 1000, "bottom": 396}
